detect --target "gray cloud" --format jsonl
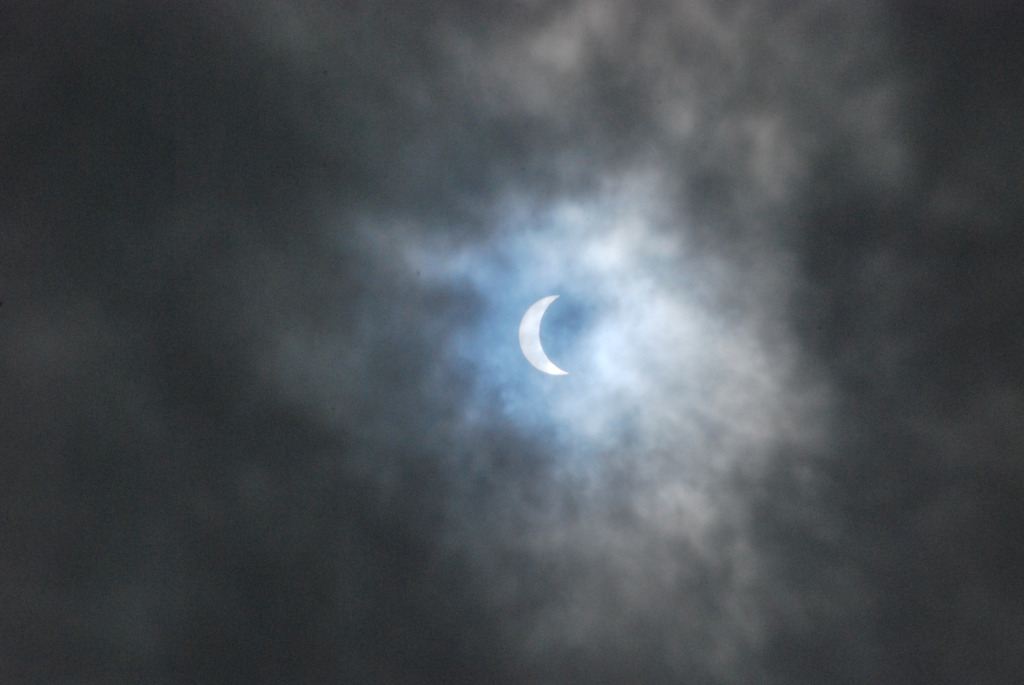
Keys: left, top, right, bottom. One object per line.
{"left": 1, "top": 0, "right": 1022, "bottom": 682}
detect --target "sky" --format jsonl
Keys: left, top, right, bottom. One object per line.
{"left": 1, "top": 1, "right": 1022, "bottom": 682}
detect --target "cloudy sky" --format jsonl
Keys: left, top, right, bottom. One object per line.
{"left": 2, "top": 1, "right": 1022, "bottom": 682}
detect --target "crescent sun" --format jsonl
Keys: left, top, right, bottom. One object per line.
{"left": 519, "top": 295, "right": 568, "bottom": 376}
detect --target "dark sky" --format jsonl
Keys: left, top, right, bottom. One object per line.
{"left": 2, "top": 1, "right": 1023, "bottom": 682}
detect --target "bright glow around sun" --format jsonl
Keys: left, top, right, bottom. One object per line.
{"left": 404, "top": 172, "right": 821, "bottom": 481}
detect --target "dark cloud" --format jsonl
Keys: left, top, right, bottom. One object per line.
{"left": 2, "top": 0, "right": 1022, "bottom": 682}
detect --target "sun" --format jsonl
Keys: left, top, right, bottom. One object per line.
{"left": 519, "top": 295, "right": 569, "bottom": 376}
